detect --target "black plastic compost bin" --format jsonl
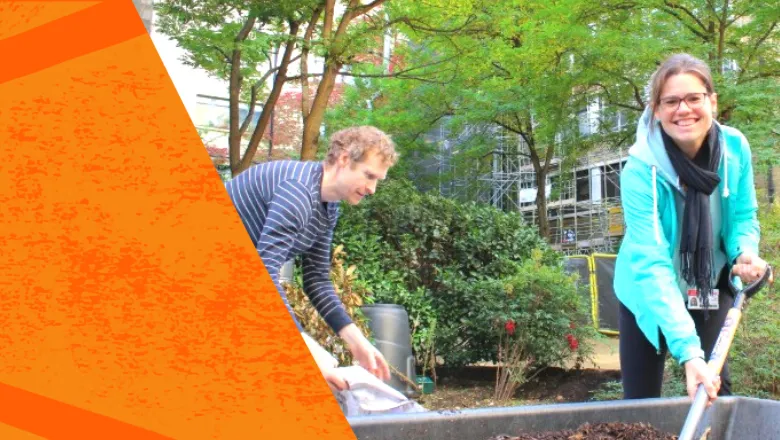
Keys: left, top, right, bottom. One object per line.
{"left": 348, "top": 396, "right": 780, "bottom": 440}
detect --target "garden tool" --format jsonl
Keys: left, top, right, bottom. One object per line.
{"left": 678, "top": 265, "right": 773, "bottom": 440}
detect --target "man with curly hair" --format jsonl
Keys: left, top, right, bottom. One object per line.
{"left": 226, "top": 126, "right": 398, "bottom": 391}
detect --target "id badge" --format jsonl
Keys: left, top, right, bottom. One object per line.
{"left": 687, "top": 288, "right": 719, "bottom": 310}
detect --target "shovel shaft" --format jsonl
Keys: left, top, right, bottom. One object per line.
{"left": 678, "top": 307, "right": 743, "bottom": 440}
{"left": 707, "top": 307, "right": 743, "bottom": 375}
{"left": 679, "top": 386, "right": 710, "bottom": 440}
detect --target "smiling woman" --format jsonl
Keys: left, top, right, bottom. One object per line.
{"left": 612, "top": 53, "right": 772, "bottom": 404}
{"left": 648, "top": 56, "right": 718, "bottom": 159}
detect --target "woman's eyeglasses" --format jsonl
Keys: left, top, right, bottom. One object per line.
{"left": 658, "top": 92, "right": 710, "bottom": 112}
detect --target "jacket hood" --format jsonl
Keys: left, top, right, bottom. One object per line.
{"left": 628, "top": 107, "right": 682, "bottom": 192}
{"left": 628, "top": 106, "right": 729, "bottom": 198}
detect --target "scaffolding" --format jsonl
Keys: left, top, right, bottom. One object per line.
{"left": 545, "top": 145, "right": 627, "bottom": 256}
{"left": 437, "top": 125, "right": 629, "bottom": 256}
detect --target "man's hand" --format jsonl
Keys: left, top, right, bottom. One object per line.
{"left": 322, "top": 367, "right": 348, "bottom": 392}
{"left": 301, "top": 332, "right": 338, "bottom": 370}
{"left": 300, "top": 332, "right": 348, "bottom": 392}
{"left": 339, "top": 324, "right": 391, "bottom": 381}
{"left": 732, "top": 252, "right": 774, "bottom": 285}
{"left": 684, "top": 357, "right": 721, "bottom": 406}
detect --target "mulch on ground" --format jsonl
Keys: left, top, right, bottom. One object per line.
{"left": 488, "top": 422, "right": 679, "bottom": 440}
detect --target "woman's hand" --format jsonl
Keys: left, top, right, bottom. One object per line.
{"left": 732, "top": 252, "right": 773, "bottom": 285}
{"left": 339, "top": 324, "right": 391, "bottom": 381}
{"left": 684, "top": 357, "right": 721, "bottom": 406}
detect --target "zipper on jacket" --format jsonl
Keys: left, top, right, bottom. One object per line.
{"left": 651, "top": 166, "right": 661, "bottom": 245}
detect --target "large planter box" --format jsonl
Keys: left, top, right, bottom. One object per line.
{"left": 348, "top": 396, "right": 780, "bottom": 440}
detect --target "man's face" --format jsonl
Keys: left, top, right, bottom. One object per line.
{"left": 334, "top": 150, "right": 391, "bottom": 205}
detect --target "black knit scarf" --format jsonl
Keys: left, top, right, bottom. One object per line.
{"left": 661, "top": 124, "right": 721, "bottom": 315}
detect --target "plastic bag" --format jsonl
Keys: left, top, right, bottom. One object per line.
{"left": 335, "top": 366, "right": 427, "bottom": 416}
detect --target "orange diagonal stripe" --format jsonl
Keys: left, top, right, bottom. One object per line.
{"left": 0, "top": 382, "right": 173, "bottom": 440}
{"left": 0, "top": 0, "right": 146, "bottom": 85}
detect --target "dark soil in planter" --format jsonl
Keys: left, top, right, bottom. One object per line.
{"left": 488, "top": 421, "right": 680, "bottom": 440}
{"left": 419, "top": 366, "right": 621, "bottom": 410}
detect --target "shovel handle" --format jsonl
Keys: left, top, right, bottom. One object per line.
{"left": 679, "top": 265, "right": 772, "bottom": 440}
{"left": 728, "top": 265, "right": 773, "bottom": 299}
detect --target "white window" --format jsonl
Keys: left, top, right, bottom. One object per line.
{"left": 722, "top": 59, "right": 739, "bottom": 75}
{"left": 578, "top": 97, "right": 603, "bottom": 136}
{"left": 194, "top": 94, "right": 261, "bottom": 132}
{"left": 614, "top": 110, "right": 628, "bottom": 132}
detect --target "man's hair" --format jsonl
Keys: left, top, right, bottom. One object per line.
{"left": 325, "top": 126, "right": 399, "bottom": 166}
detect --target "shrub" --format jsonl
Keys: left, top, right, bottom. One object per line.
{"left": 284, "top": 245, "right": 374, "bottom": 366}
{"left": 730, "top": 201, "right": 779, "bottom": 398}
{"left": 333, "top": 179, "right": 592, "bottom": 368}
{"left": 493, "top": 252, "right": 596, "bottom": 401}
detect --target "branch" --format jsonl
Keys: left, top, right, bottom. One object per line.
{"left": 323, "top": 0, "right": 335, "bottom": 41}
{"left": 623, "top": 75, "right": 646, "bottom": 109}
{"left": 401, "top": 113, "right": 454, "bottom": 147}
{"left": 726, "top": 8, "right": 749, "bottom": 27}
{"left": 543, "top": 136, "right": 556, "bottom": 173}
{"left": 211, "top": 45, "right": 231, "bottom": 63}
{"left": 386, "top": 15, "right": 481, "bottom": 35}
{"left": 513, "top": 113, "right": 525, "bottom": 135}
{"left": 237, "top": 65, "right": 286, "bottom": 138}
{"left": 493, "top": 117, "right": 525, "bottom": 137}
{"left": 660, "top": 6, "right": 709, "bottom": 41}
{"left": 350, "top": 0, "right": 389, "bottom": 18}
{"left": 663, "top": 0, "right": 709, "bottom": 33}
{"left": 704, "top": 0, "right": 717, "bottom": 18}
{"left": 238, "top": 20, "right": 301, "bottom": 172}
{"left": 491, "top": 61, "right": 512, "bottom": 78}
{"left": 738, "top": 70, "right": 780, "bottom": 84}
{"left": 238, "top": 83, "right": 260, "bottom": 136}
{"left": 335, "top": 0, "right": 388, "bottom": 41}
{"left": 719, "top": 0, "right": 730, "bottom": 27}
{"left": 235, "top": 12, "right": 255, "bottom": 42}
{"left": 228, "top": 13, "right": 258, "bottom": 170}
{"left": 590, "top": 83, "right": 645, "bottom": 112}
{"left": 287, "top": 52, "right": 462, "bottom": 83}
{"left": 300, "top": 5, "right": 324, "bottom": 119}
{"left": 737, "top": 21, "right": 777, "bottom": 83}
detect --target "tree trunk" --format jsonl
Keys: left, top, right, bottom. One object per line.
{"left": 300, "top": 6, "right": 324, "bottom": 122}
{"left": 231, "top": 21, "right": 300, "bottom": 176}
{"left": 228, "top": 16, "right": 256, "bottom": 175}
{"left": 299, "top": 0, "right": 387, "bottom": 160}
{"left": 535, "top": 166, "right": 549, "bottom": 238}
{"left": 300, "top": 62, "right": 341, "bottom": 160}
{"left": 717, "top": 0, "right": 730, "bottom": 71}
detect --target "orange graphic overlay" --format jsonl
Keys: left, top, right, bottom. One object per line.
{"left": 0, "top": 1, "right": 356, "bottom": 439}
{"left": 0, "top": 1, "right": 98, "bottom": 40}
{"left": 0, "top": 382, "right": 173, "bottom": 439}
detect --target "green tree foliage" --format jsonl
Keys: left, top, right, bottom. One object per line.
{"left": 155, "top": 0, "right": 393, "bottom": 175}
{"left": 327, "top": 0, "right": 779, "bottom": 223}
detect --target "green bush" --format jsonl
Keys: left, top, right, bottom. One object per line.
{"left": 333, "top": 179, "right": 591, "bottom": 368}
{"left": 730, "top": 201, "right": 779, "bottom": 398}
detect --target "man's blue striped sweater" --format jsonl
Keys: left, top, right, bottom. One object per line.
{"left": 225, "top": 160, "right": 352, "bottom": 333}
